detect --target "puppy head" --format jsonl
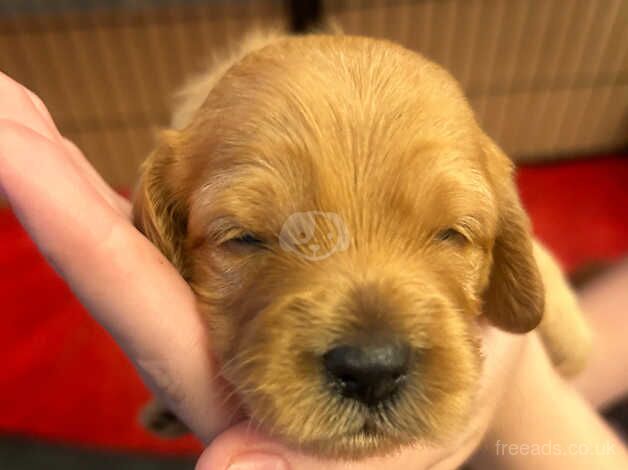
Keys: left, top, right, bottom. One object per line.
{"left": 134, "top": 35, "right": 543, "bottom": 458}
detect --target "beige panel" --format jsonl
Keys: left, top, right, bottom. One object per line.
{"left": 0, "top": 0, "right": 286, "bottom": 188}
{"left": 0, "top": 0, "right": 625, "bottom": 193}
{"left": 0, "top": 3, "right": 285, "bottom": 124}
{"left": 325, "top": 0, "right": 628, "bottom": 161}
{"left": 327, "top": 0, "right": 628, "bottom": 89}
{"left": 473, "top": 84, "right": 628, "bottom": 159}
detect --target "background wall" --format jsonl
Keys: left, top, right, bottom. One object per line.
{"left": 0, "top": 0, "right": 626, "bottom": 191}
{"left": 327, "top": 0, "right": 628, "bottom": 161}
{"left": 0, "top": 0, "right": 287, "bottom": 189}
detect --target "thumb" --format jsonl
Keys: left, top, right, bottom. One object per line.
{"left": 196, "top": 422, "right": 289, "bottom": 470}
{"left": 195, "top": 422, "right": 461, "bottom": 470}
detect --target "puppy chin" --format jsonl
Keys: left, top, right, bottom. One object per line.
{"left": 217, "top": 276, "right": 483, "bottom": 459}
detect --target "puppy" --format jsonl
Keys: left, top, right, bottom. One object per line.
{"left": 133, "top": 32, "right": 591, "bottom": 458}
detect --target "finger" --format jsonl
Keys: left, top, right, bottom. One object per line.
{"left": 0, "top": 70, "right": 60, "bottom": 140}
{"left": 24, "top": 88, "right": 58, "bottom": 135}
{"left": 0, "top": 70, "right": 131, "bottom": 218}
{"left": 471, "top": 334, "right": 628, "bottom": 469}
{"left": 195, "top": 422, "right": 477, "bottom": 470}
{"left": 62, "top": 137, "right": 132, "bottom": 218}
{"left": 572, "top": 259, "right": 628, "bottom": 407}
{"left": 0, "top": 121, "right": 235, "bottom": 440}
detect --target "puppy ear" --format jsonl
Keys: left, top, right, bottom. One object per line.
{"left": 481, "top": 136, "right": 544, "bottom": 333}
{"left": 132, "top": 130, "right": 190, "bottom": 276}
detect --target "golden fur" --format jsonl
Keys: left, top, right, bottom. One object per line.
{"left": 133, "top": 32, "right": 590, "bottom": 458}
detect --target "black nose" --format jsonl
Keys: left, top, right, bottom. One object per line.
{"left": 323, "top": 339, "right": 411, "bottom": 407}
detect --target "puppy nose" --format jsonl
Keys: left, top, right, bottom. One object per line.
{"left": 323, "top": 340, "right": 410, "bottom": 406}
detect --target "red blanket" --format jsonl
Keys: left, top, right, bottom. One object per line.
{"left": 1, "top": 156, "right": 626, "bottom": 454}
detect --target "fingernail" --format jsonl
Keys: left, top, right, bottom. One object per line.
{"left": 226, "top": 452, "right": 289, "bottom": 470}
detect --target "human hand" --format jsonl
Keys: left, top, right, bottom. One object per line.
{"left": 0, "top": 70, "right": 235, "bottom": 441}
{"left": 471, "top": 332, "right": 628, "bottom": 470}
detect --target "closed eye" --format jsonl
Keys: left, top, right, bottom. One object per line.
{"left": 435, "top": 228, "right": 469, "bottom": 245}
{"left": 231, "top": 233, "right": 264, "bottom": 245}
{"left": 219, "top": 232, "right": 267, "bottom": 254}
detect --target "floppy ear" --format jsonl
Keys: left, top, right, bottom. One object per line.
{"left": 481, "top": 135, "right": 544, "bottom": 333}
{"left": 132, "top": 130, "right": 191, "bottom": 278}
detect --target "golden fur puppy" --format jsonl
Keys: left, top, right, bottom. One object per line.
{"left": 133, "top": 32, "right": 591, "bottom": 458}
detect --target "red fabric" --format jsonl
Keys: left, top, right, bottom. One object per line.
{"left": 0, "top": 207, "right": 202, "bottom": 454}
{"left": 0, "top": 155, "right": 626, "bottom": 454}
{"left": 517, "top": 156, "right": 628, "bottom": 270}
